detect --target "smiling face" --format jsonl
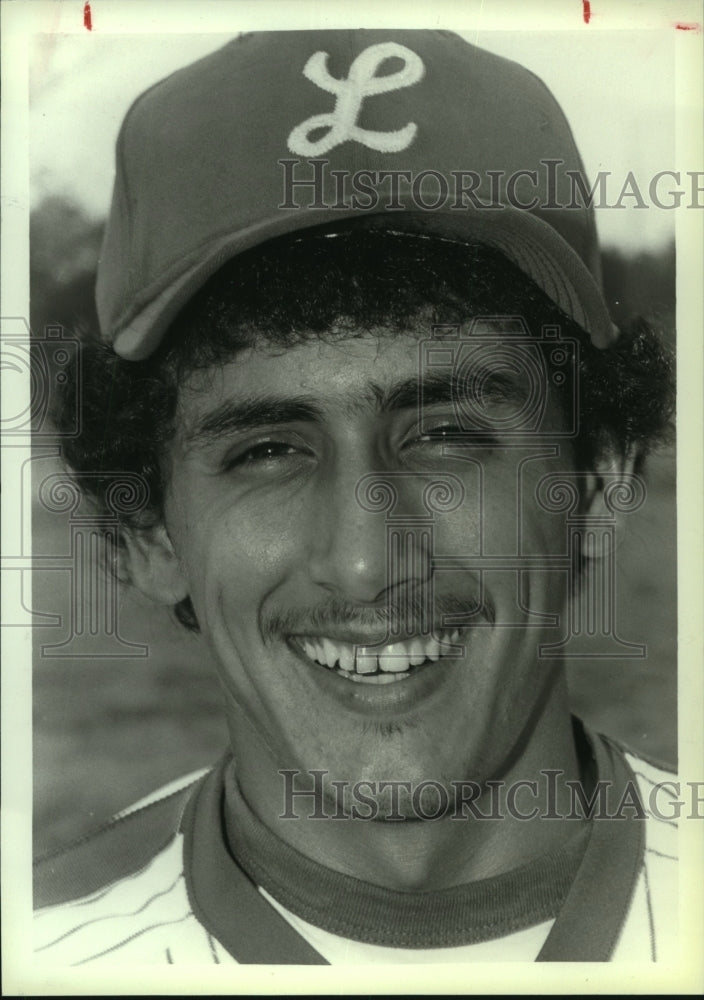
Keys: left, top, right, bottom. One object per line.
{"left": 154, "top": 325, "right": 576, "bottom": 818}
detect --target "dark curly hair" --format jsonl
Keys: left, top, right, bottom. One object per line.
{"left": 54, "top": 229, "right": 675, "bottom": 629}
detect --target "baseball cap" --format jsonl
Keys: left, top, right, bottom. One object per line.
{"left": 96, "top": 30, "right": 616, "bottom": 360}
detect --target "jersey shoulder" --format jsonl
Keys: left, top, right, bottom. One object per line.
{"left": 601, "top": 737, "right": 679, "bottom": 962}
{"left": 33, "top": 769, "right": 237, "bottom": 965}
{"left": 34, "top": 769, "right": 206, "bottom": 910}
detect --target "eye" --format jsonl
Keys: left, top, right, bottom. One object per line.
{"left": 243, "top": 442, "right": 296, "bottom": 462}
{"left": 403, "top": 421, "right": 463, "bottom": 448}
{"left": 223, "top": 438, "right": 311, "bottom": 471}
{"left": 418, "top": 423, "right": 462, "bottom": 442}
{"left": 400, "top": 418, "right": 499, "bottom": 457}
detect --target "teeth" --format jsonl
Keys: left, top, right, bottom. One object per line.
{"left": 297, "top": 629, "right": 464, "bottom": 680}
{"left": 409, "top": 640, "right": 426, "bottom": 666}
{"left": 378, "top": 642, "right": 412, "bottom": 672}
{"left": 355, "top": 652, "right": 378, "bottom": 674}
{"left": 322, "top": 638, "right": 338, "bottom": 668}
{"left": 338, "top": 646, "right": 355, "bottom": 671}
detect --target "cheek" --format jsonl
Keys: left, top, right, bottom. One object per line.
{"left": 434, "top": 461, "right": 571, "bottom": 625}
{"left": 489, "top": 451, "right": 573, "bottom": 557}
{"left": 437, "top": 454, "right": 569, "bottom": 554}
{"left": 168, "top": 491, "right": 314, "bottom": 627}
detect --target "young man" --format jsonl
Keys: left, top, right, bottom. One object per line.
{"left": 34, "top": 30, "right": 675, "bottom": 964}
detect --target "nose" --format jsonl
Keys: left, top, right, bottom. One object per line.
{"left": 307, "top": 461, "right": 432, "bottom": 606}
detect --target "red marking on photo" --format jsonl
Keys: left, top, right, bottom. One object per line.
{"left": 83, "top": 1, "right": 92, "bottom": 31}
{"left": 583, "top": 1, "right": 591, "bottom": 24}
{"left": 674, "top": 22, "right": 701, "bottom": 32}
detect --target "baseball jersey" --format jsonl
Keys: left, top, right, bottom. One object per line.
{"left": 34, "top": 720, "right": 678, "bottom": 964}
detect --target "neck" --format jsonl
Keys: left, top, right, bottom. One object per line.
{"left": 230, "top": 676, "right": 585, "bottom": 891}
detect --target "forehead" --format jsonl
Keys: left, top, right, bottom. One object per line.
{"left": 179, "top": 332, "right": 421, "bottom": 406}
{"left": 173, "top": 333, "right": 430, "bottom": 446}
{"left": 171, "top": 323, "right": 566, "bottom": 452}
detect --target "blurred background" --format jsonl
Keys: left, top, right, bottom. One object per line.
{"left": 26, "top": 30, "right": 678, "bottom": 856}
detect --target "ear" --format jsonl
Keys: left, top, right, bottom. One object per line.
{"left": 580, "top": 447, "right": 638, "bottom": 559}
{"left": 121, "top": 523, "right": 189, "bottom": 606}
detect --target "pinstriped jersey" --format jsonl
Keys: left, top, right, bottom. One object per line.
{"left": 34, "top": 738, "right": 679, "bottom": 964}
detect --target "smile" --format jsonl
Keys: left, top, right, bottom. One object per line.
{"left": 292, "top": 629, "right": 462, "bottom": 685}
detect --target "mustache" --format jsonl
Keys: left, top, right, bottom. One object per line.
{"left": 263, "top": 592, "right": 495, "bottom": 642}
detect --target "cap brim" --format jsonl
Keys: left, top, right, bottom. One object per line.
{"left": 112, "top": 202, "right": 615, "bottom": 360}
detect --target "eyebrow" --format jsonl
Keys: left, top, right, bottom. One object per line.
{"left": 183, "top": 397, "right": 325, "bottom": 447}
{"left": 182, "top": 367, "right": 524, "bottom": 447}
{"left": 411, "top": 368, "right": 523, "bottom": 410}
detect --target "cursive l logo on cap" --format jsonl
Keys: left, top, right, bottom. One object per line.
{"left": 287, "top": 41, "right": 425, "bottom": 156}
